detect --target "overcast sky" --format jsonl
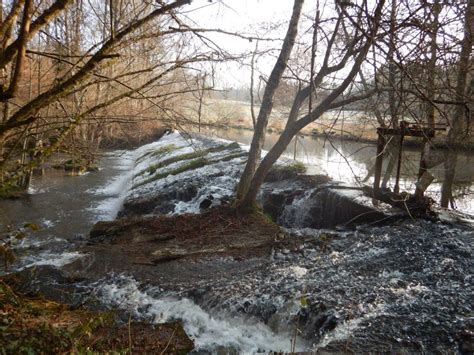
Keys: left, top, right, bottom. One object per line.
{"left": 181, "top": 0, "right": 308, "bottom": 87}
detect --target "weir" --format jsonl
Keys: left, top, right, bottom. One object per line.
{"left": 1, "top": 131, "right": 472, "bottom": 353}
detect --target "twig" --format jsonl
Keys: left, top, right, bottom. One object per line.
{"left": 160, "top": 326, "right": 177, "bottom": 355}
{"left": 128, "top": 313, "right": 132, "bottom": 355}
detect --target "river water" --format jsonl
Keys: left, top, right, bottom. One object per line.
{"left": 0, "top": 130, "right": 472, "bottom": 353}
{"left": 0, "top": 150, "right": 133, "bottom": 270}
{"left": 197, "top": 127, "right": 474, "bottom": 214}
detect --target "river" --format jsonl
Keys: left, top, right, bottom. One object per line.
{"left": 0, "top": 130, "right": 472, "bottom": 353}
{"left": 197, "top": 127, "right": 474, "bottom": 214}
{"left": 0, "top": 150, "right": 132, "bottom": 270}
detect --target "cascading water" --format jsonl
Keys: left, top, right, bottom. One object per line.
{"left": 93, "top": 275, "right": 306, "bottom": 353}
{"left": 278, "top": 188, "right": 318, "bottom": 227}
{"left": 2, "top": 130, "right": 472, "bottom": 353}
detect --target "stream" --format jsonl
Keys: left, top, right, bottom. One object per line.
{"left": 0, "top": 130, "right": 472, "bottom": 353}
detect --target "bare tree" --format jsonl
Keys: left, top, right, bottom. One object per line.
{"left": 234, "top": 0, "right": 386, "bottom": 210}
{"left": 234, "top": 0, "right": 305, "bottom": 204}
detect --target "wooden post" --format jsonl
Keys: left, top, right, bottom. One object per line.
{"left": 394, "top": 121, "right": 407, "bottom": 194}
{"left": 373, "top": 129, "right": 385, "bottom": 194}
{"left": 373, "top": 122, "right": 441, "bottom": 199}
{"left": 293, "top": 135, "right": 297, "bottom": 160}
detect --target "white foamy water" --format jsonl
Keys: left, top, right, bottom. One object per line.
{"left": 27, "top": 186, "right": 49, "bottom": 194}
{"left": 97, "top": 277, "right": 306, "bottom": 353}
{"left": 115, "top": 131, "right": 249, "bottom": 216}
{"left": 89, "top": 131, "right": 294, "bottom": 219}
{"left": 316, "top": 301, "right": 387, "bottom": 349}
{"left": 279, "top": 188, "right": 317, "bottom": 227}
{"left": 88, "top": 152, "right": 135, "bottom": 220}
{"left": 89, "top": 137, "right": 181, "bottom": 220}
{"left": 19, "top": 251, "right": 84, "bottom": 269}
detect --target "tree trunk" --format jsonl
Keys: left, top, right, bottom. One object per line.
{"left": 235, "top": 0, "right": 386, "bottom": 211}
{"left": 441, "top": 0, "right": 472, "bottom": 207}
{"left": 234, "top": 0, "right": 304, "bottom": 204}
{"left": 382, "top": 0, "right": 399, "bottom": 187}
{"left": 238, "top": 127, "right": 297, "bottom": 210}
{"left": 415, "top": 0, "right": 441, "bottom": 199}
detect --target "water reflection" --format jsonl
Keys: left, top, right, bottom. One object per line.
{"left": 197, "top": 127, "right": 473, "bottom": 214}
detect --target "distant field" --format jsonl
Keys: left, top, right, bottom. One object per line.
{"left": 183, "top": 98, "right": 472, "bottom": 147}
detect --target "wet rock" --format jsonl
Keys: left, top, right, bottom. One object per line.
{"left": 199, "top": 195, "right": 214, "bottom": 210}
{"left": 261, "top": 190, "right": 301, "bottom": 221}
{"left": 459, "top": 330, "right": 474, "bottom": 354}
{"left": 261, "top": 173, "right": 395, "bottom": 230}
{"left": 120, "top": 184, "right": 199, "bottom": 217}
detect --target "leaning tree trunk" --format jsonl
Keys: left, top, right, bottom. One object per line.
{"left": 236, "top": 0, "right": 386, "bottom": 211}
{"left": 440, "top": 0, "right": 472, "bottom": 208}
{"left": 238, "top": 127, "right": 297, "bottom": 209}
{"left": 234, "top": 0, "right": 304, "bottom": 204}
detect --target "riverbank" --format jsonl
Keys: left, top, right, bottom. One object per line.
{"left": 184, "top": 98, "right": 474, "bottom": 151}
{"left": 0, "top": 278, "right": 193, "bottom": 353}
{"left": 207, "top": 122, "right": 474, "bottom": 151}
{"left": 0, "top": 127, "right": 171, "bottom": 200}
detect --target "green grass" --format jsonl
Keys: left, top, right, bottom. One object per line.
{"left": 271, "top": 161, "right": 307, "bottom": 175}
{"left": 138, "top": 150, "right": 207, "bottom": 178}
{"left": 133, "top": 157, "right": 209, "bottom": 188}
{"left": 208, "top": 141, "right": 240, "bottom": 152}
{"left": 213, "top": 151, "right": 248, "bottom": 163}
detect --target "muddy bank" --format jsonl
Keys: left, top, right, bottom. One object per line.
{"left": 78, "top": 207, "right": 279, "bottom": 287}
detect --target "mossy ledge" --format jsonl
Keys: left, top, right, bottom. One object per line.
{"left": 133, "top": 148, "right": 247, "bottom": 189}
{"left": 135, "top": 144, "right": 178, "bottom": 165}
{"left": 264, "top": 161, "right": 307, "bottom": 182}
{"left": 135, "top": 141, "right": 241, "bottom": 179}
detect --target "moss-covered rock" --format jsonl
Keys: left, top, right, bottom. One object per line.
{"left": 133, "top": 143, "right": 245, "bottom": 189}
{"left": 0, "top": 183, "right": 26, "bottom": 200}
{"left": 134, "top": 157, "right": 210, "bottom": 189}
{"left": 135, "top": 144, "right": 178, "bottom": 165}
